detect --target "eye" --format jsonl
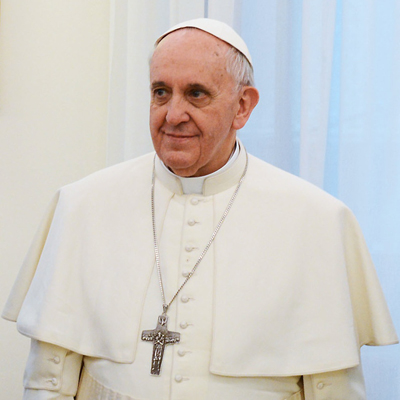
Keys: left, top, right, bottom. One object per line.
{"left": 153, "top": 88, "right": 167, "bottom": 98}
{"left": 191, "top": 90, "right": 204, "bottom": 98}
{"left": 187, "top": 88, "right": 211, "bottom": 106}
{"left": 152, "top": 87, "right": 170, "bottom": 104}
{"left": 189, "top": 89, "right": 208, "bottom": 99}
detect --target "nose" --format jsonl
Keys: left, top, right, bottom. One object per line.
{"left": 165, "top": 96, "right": 190, "bottom": 125}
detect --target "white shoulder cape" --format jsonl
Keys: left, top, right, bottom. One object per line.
{"left": 2, "top": 152, "right": 397, "bottom": 376}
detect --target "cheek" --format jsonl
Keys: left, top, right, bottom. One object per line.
{"left": 150, "top": 108, "right": 164, "bottom": 134}
{"left": 199, "top": 113, "right": 233, "bottom": 141}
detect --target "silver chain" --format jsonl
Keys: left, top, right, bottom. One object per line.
{"left": 151, "top": 150, "right": 249, "bottom": 314}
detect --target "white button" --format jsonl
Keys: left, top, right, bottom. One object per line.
{"left": 185, "top": 245, "right": 194, "bottom": 252}
{"left": 190, "top": 198, "right": 199, "bottom": 205}
{"left": 180, "top": 321, "right": 188, "bottom": 329}
{"left": 175, "top": 374, "right": 183, "bottom": 382}
{"left": 53, "top": 356, "right": 60, "bottom": 364}
{"left": 181, "top": 295, "right": 189, "bottom": 303}
{"left": 182, "top": 271, "right": 190, "bottom": 277}
{"left": 188, "top": 219, "right": 196, "bottom": 226}
{"left": 50, "top": 378, "right": 58, "bottom": 386}
{"left": 316, "top": 382, "right": 325, "bottom": 390}
{"left": 178, "top": 349, "right": 186, "bottom": 357}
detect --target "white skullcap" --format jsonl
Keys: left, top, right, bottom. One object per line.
{"left": 156, "top": 18, "right": 253, "bottom": 67}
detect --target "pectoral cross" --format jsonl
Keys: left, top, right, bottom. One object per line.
{"left": 141, "top": 314, "right": 180, "bottom": 375}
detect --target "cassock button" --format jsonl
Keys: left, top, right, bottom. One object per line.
{"left": 180, "top": 321, "right": 188, "bottom": 329}
{"left": 50, "top": 378, "right": 58, "bottom": 386}
{"left": 175, "top": 374, "right": 183, "bottom": 383}
{"left": 52, "top": 356, "right": 60, "bottom": 364}
{"left": 188, "top": 219, "right": 196, "bottom": 226}
{"left": 185, "top": 245, "right": 194, "bottom": 252}
{"left": 182, "top": 271, "right": 190, "bottom": 277}
{"left": 181, "top": 295, "right": 189, "bottom": 303}
{"left": 178, "top": 349, "right": 186, "bottom": 357}
{"left": 190, "top": 198, "right": 199, "bottom": 205}
{"left": 316, "top": 382, "right": 325, "bottom": 390}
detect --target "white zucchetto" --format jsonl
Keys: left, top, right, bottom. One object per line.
{"left": 155, "top": 18, "right": 253, "bottom": 67}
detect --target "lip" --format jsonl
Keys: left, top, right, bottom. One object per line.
{"left": 164, "top": 132, "right": 197, "bottom": 140}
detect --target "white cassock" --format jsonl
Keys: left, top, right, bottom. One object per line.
{"left": 2, "top": 141, "right": 397, "bottom": 399}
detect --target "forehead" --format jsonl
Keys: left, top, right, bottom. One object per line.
{"left": 150, "top": 29, "right": 232, "bottom": 85}
{"left": 155, "top": 28, "right": 231, "bottom": 56}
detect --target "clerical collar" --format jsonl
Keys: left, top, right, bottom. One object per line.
{"left": 155, "top": 140, "right": 247, "bottom": 196}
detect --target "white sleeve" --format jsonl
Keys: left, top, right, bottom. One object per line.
{"left": 22, "top": 340, "right": 83, "bottom": 400}
{"left": 303, "top": 364, "right": 366, "bottom": 399}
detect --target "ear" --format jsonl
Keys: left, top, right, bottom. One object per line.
{"left": 232, "top": 86, "right": 260, "bottom": 130}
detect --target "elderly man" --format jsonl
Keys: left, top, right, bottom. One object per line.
{"left": 3, "top": 18, "right": 397, "bottom": 400}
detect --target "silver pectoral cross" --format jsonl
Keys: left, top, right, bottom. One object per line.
{"left": 141, "top": 314, "right": 180, "bottom": 375}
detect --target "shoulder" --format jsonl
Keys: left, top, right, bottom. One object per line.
{"left": 54, "top": 152, "right": 154, "bottom": 213}
{"left": 60, "top": 152, "right": 154, "bottom": 197}
{"left": 245, "top": 154, "right": 348, "bottom": 217}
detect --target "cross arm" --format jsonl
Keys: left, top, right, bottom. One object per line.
{"left": 141, "top": 330, "right": 155, "bottom": 341}
{"left": 165, "top": 332, "right": 180, "bottom": 344}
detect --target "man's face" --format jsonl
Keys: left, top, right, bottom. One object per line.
{"left": 150, "top": 29, "right": 242, "bottom": 177}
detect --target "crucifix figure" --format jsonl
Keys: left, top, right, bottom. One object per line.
{"left": 141, "top": 313, "right": 180, "bottom": 375}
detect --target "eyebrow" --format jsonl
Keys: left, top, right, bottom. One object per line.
{"left": 186, "top": 83, "right": 210, "bottom": 92}
{"left": 151, "top": 81, "right": 167, "bottom": 90}
{"left": 150, "top": 82, "right": 210, "bottom": 92}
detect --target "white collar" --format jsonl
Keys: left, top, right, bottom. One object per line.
{"left": 155, "top": 140, "right": 246, "bottom": 196}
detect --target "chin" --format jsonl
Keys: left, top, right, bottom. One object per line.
{"left": 167, "top": 163, "right": 199, "bottom": 177}
{"left": 160, "top": 151, "right": 200, "bottom": 177}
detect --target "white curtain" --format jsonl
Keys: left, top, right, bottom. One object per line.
{"left": 107, "top": 0, "right": 206, "bottom": 165}
{"left": 239, "top": 1, "right": 400, "bottom": 399}
{"left": 107, "top": 1, "right": 399, "bottom": 398}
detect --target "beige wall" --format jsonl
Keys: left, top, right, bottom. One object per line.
{"left": 0, "top": 1, "right": 110, "bottom": 397}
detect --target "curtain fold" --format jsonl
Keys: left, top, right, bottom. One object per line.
{"left": 208, "top": 0, "right": 242, "bottom": 30}
{"left": 298, "top": 0, "right": 337, "bottom": 187}
{"left": 107, "top": 0, "right": 206, "bottom": 165}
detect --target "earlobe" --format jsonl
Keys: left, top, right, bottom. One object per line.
{"left": 232, "top": 86, "right": 260, "bottom": 130}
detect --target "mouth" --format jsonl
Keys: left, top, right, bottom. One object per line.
{"left": 164, "top": 132, "right": 197, "bottom": 140}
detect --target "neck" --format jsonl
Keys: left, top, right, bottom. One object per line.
{"left": 159, "top": 140, "right": 241, "bottom": 195}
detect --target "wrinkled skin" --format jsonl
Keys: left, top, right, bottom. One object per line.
{"left": 149, "top": 29, "right": 259, "bottom": 177}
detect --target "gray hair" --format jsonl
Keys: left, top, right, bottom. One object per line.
{"left": 225, "top": 45, "right": 255, "bottom": 90}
